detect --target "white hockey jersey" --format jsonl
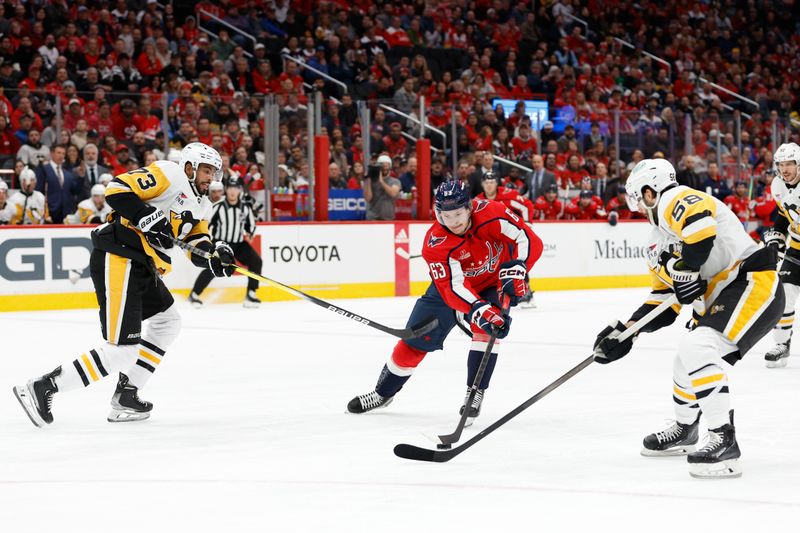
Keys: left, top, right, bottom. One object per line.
{"left": 0, "top": 200, "right": 14, "bottom": 224}
{"left": 644, "top": 185, "right": 760, "bottom": 310}
{"left": 8, "top": 190, "right": 49, "bottom": 224}
{"left": 770, "top": 177, "right": 800, "bottom": 250}
{"left": 102, "top": 160, "right": 213, "bottom": 273}
{"left": 69, "top": 198, "right": 113, "bottom": 224}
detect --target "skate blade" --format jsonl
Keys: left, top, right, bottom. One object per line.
{"left": 345, "top": 396, "right": 393, "bottom": 414}
{"left": 765, "top": 358, "right": 788, "bottom": 368}
{"left": 689, "top": 458, "right": 742, "bottom": 479}
{"left": 190, "top": 302, "right": 203, "bottom": 309}
{"left": 641, "top": 445, "right": 695, "bottom": 457}
{"left": 13, "top": 384, "right": 45, "bottom": 428}
{"left": 242, "top": 301, "right": 261, "bottom": 309}
{"left": 107, "top": 409, "right": 151, "bottom": 423}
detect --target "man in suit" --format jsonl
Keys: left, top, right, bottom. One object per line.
{"left": 79, "top": 143, "right": 109, "bottom": 201}
{"left": 526, "top": 154, "right": 557, "bottom": 201}
{"left": 468, "top": 152, "right": 497, "bottom": 197}
{"left": 35, "top": 144, "right": 83, "bottom": 223}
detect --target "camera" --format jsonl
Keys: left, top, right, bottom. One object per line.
{"left": 367, "top": 165, "right": 381, "bottom": 181}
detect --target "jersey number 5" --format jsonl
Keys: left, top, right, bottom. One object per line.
{"left": 671, "top": 194, "right": 702, "bottom": 222}
{"left": 429, "top": 262, "right": 447, "bottom": 280}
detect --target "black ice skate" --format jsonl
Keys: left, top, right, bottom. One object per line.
{"left": 188, "top": 292, "right": 203, "bottom": 309}
{"left": 687, "top": 411, "right": 742, "bottom": 479}
{"left": 13, "top": 367, "right": 61, "bottom": 428}
{"left": 459, "top": 387, "right": 485, "bottom": 427}
{"left": 519, "top": 291, "right": 537, "bottom": 309}
{"left": 765, "top": 341, "right": 790, "bottom": 368}
{"left": 641, "top": 413, "right": 700, "bottom": 456}
{"left": 347, "top": 390, "right": 393, "bottom": 414}
{"left": 243, "top": 290, "right": 261, "bottom": 309}
{"left": 108, "top": 373, "right": 153, "bottom": 423}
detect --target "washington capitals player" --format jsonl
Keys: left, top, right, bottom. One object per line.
{"left": 347, "top": 180, "right": 543, "bottom": 421}
{"left": 13, "top": 143, "right": 236, "bottom": 427}
{"left": 593, "top": 159, "right": 782, "bottom": 478}
{"left": 762, "top": 142, "right": 800, "bottom": 368}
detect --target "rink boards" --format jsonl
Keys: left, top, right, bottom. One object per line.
{"left": 0, "top": 221, "right": 652, "bottom": 311}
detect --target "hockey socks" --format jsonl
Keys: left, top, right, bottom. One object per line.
{"left": 54, "top": 343, "right": 137, "bottom": 392}
{"left": 125, "top": 339, "right": 166, "bottom": 390}
{"left": 466, "top": 333, "right": 499, "bottom": 389}
{"left": 375, "top": 341, "right": 426, "bottom": 398}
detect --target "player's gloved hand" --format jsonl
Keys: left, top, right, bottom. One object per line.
{"left": 135, "top": 205, "right": 173, "bottom": 249}
{"left": 498, "top": 259, "right": 528, "bottom": 306}
{"left": 593, "top": 320, "right": 636, "bottom": 364}
{"left": 208, "top": 241, "right": 235, "bottom": 277}
{"left": 470, "top": 300, "right": 511, "bottom": 339}
{"left": 666, "top": 258, "right": 707, "bottom": 304}
{"left": 763, "top": 229, "right": 787, "bottom": 254}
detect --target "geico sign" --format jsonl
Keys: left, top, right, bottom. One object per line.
{"left": 328, "top": 197, "right": 366, "bottom": 211}
{"left": 0, "top": 237, "right": 92, "bottom": 281}
{"left": 268, "top": 245, "right": 341, "bottom": 263}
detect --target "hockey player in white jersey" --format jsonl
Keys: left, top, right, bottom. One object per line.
{"left": 761, "top": 142, "right": 800, "bottom": 368}
{"left": 69, "top": 183, "right": 112, "bottom": 224}
{"left": 593, "top": 159, "right": 782, "bottom": 478}
{"left": 8, "top": 167, "right": 49, "bottom": 224}
{"left": 13, "top": 143, "right": 237, "bottom": 426}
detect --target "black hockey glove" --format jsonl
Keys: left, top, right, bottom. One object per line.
{"left": 762, "top": 229, "right": 787, "bottom": 255}
{"left": 135, "top": 205, "right": 173, "bottom": 249}
{"left": 666, "top": 258, "right": 707, "bottom": 304}
{"left": 470, "top": 300, "right": 511, "bottom": 339}
{"left": 208, "top": 241, "right": 236, "bottom": 277}
{"left": 498, "top": 259, "right": 528, "bottom": 306}
{"left": 593, "top": 320, "right": 636, "bottom": 364}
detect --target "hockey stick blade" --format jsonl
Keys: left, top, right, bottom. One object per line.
{"left": 171, "top": 237, "right": 437, "bottom": 340}
{"left": 394, "top": 296, "right": 678, "bottom": 463}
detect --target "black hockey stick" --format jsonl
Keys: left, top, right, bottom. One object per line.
{"left": 394, "top": 295, "right": 679, "bottom": 462}
{"left": 173, "top": 237, "right": 438, "bottom": 340}
{"left": 438, "top": 293, "right": 511, "bottom": 446}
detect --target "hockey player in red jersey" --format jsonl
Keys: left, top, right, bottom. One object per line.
{"left": 475, "top": 172, "right": 535, "bottom": 222}
{"left": 347, "top": 180, "right": 543, "bottom": 421}
{"left": 565, "top": 190, "right": 607, "bottom": 220}
{"left": 533, "top": 184, "right": 563, "bottom": 220}
{"left": 605, "top": 185, "right": 636, "bottom": 220}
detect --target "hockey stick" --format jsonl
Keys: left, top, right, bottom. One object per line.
{"left": 172, "top": 237, "right": 438, "bottom": 340}
{"left": 394, "top": 295, "right": 679, "bottom": 462}
{"left": 438, "top": 293, "right": 511, "bottom": 446}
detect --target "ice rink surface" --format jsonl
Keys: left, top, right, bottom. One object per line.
{"left": 1, "top": 288, "right": 798, "bottom": 532}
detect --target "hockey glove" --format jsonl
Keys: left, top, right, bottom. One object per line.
{"left": 498, "top": 259, "right": 529, "bottom": 306}
{"left": 666, "top": 258, "right": 707, "bottom": 304}
{"left": 763, "top": 229, "right": 787, "bottom": 255}
{"left": 135, "top": 206, "right": 173, "bottom": 249}
{"left": 593, "top": 320, "right": 636, "bottom": 364}
{"left": 208, "top": 241, "right": 236, "bottom": 277}
{"left": 470, "top": 300, "right": 511, "bottom": 339}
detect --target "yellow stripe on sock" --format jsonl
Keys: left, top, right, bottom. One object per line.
{"left": 138, "top": 349, "right": 161, "bottom": 366}
{"left": 691, "top": 373, "right": 725, "bottom": 388}
{"left": 81, "top": 353, "right": 100, "bottom": 382}
{"left": 673, "top": 386, "right": 697, "bottom": 401}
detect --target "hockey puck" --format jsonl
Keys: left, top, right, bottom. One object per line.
{"left": 437, "top": 443, "right": 452, "bottom": 450}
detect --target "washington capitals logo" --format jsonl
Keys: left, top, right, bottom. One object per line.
{"left": 474, "top": 200, "right": 490, "bottom": 213}
{"left": 428, "top": 234, "right": 447, "bottom": 248}
{"left": 463, "top": 242, "right": 503, "bottom": 277}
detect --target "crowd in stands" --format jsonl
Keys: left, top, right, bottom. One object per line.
{"left": 0, "top": 0, "right": 797, "bottom": 230}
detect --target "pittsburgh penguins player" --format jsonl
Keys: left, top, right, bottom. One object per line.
{"left": 593, "top": 158, "right": 782, "bottom": 478}
{"left": 762, "top": 142, "right": 800, "bottom": 368}
{"left": 13, "top": 143, "right": 236, "bottom": 426}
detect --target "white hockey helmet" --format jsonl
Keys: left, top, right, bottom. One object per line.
{"left": 774, "top": 142, "right": 800, "bottom": 185}
{"left": 19, "top": 166, "right": 36, "bottom": 184}
{"left": 179, "top": 142, "right": 223, "bottom": 194}
{"left": 91, "top": 184, "right": 106, "bottom": 197}
{"left": 98, "top": 172, "right": 113, "bottom": 186}
{"left": 209, "top": 180, "right": 224, "bottom": 193}
{"left": 625, "top": 158, "right": 677, "bottom": 224}
{"left": 0, "top": 179, "right": 7, "bottom": 192}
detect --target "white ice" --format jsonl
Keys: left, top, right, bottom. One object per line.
{"left": 1, "top": 288, "right": 798, "bottom": 532}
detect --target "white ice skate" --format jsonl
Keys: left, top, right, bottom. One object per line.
{"left": 764, "top": 342, "right": 790, "bottom": 368}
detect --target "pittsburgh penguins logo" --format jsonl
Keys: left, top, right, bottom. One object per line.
{"left": 171, "top": 210, "right": 200, "bottom": 239}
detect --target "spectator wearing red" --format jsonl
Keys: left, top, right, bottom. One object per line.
{"left": 134, "top": 96, "right": 162, "bottom": 141}
{"left": 111, "top": 99, "right": 139, "bottom": 141}
{"left": 0, "top": 115, "right": 20, "bottom": 165}
{"left": 724, "top": 181, "right": 752, "bottom": 223}
{"left": 385, "top": 16, "right": 412, "bottom": 47}
{"left": 565, "top": 190, "right": 607, "bottom": 220}
{"left": 533, "top": 184, "right": 563, "bottom": 220}
{"left": 475, "top": 172, "right": 535, "bottom": 222}
{"left": 510, "top": 123, "right": 537, "bottom": 162}
{"left": 63, "top": 99, "right": 85, "bottom": 132}
{"left": 253, "top": 60, "right": 278, "bottom": 94}
{"left": 11, "top": 97, "right": 44, "bottom": 132}
{"left": 558, "top": 154, "right": 590, "bottom": 189}
{"left": 382, "top": 122, "right": 408, "bottom": 159}
{"left": 136, "top": 41, "right": 163, "bottom": 77}
{"left": 510, "top": 75, "right": 534, "bottom": 99}
{"left": 753, "top": 173, "right": 777, "bottom": 229}
{"left": 87, "top": 102, "right": 113, "bottom": 140}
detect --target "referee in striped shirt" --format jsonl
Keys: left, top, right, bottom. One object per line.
{"left": 189, "top": 177, "right": 263, "bottom": 308}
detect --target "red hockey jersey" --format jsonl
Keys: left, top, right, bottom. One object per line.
{"left": 533, "top": 196, "right": 562, "bottom": 220}
{"left": 475, "top": 186, "right": 536, "bottom": 222}
{"left": 723, "top": 194, "right": 751, "bottom": 222}
{"left": 422, "top": 200, "right": 543, "bottom": 313}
